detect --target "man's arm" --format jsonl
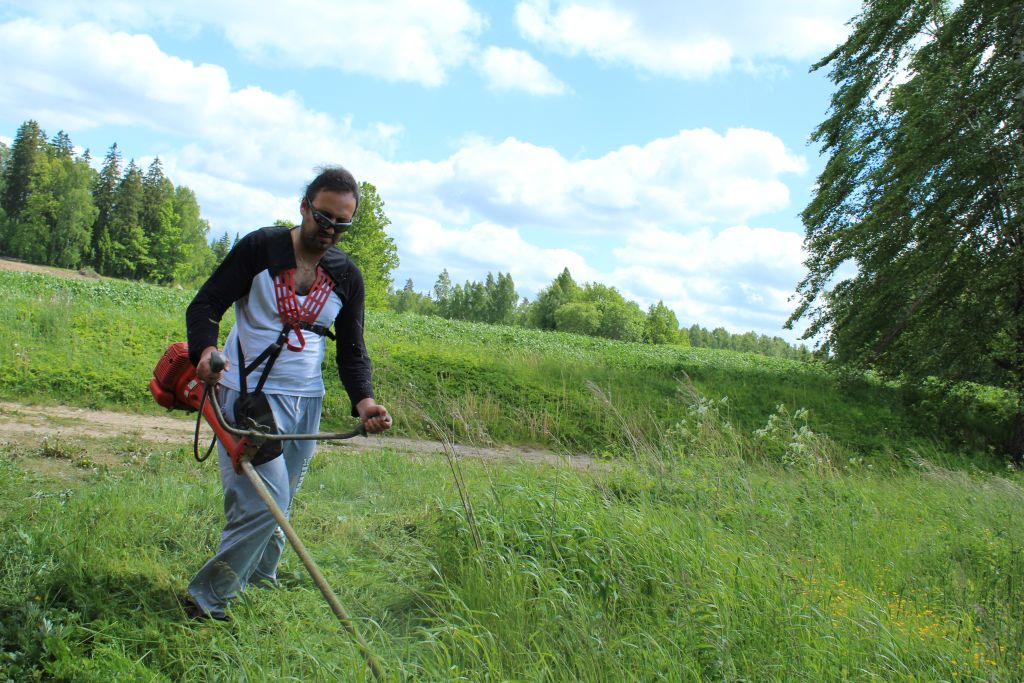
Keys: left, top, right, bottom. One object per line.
{"left": 186, "top": 231, "right": 263, "bottom": 370}
{"left": 334, "top": 263, "right": 376, "bottom": 417}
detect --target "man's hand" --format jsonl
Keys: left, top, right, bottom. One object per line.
{"left": 197, "top": 345, "right": 228, "bottom": 385}
{"left": 356, "top": 398, "right": 392, "bottom": 434}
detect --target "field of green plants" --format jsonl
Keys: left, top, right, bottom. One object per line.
{"left": 1, "top": 268, "right": 1023, "bottom": 681}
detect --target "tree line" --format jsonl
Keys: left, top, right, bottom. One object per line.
{"left": 0, "top": 120, "right": 399, "bottom": 304}
{"left": 0, "top": 121, "right": 215, "bottom": 283}
{"left": 393, "top": 267, "right": 810, "bottom": 360}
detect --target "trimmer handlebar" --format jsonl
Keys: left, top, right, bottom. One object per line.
{"left": 210, "top": 350, "right": 227, "bottom": 375}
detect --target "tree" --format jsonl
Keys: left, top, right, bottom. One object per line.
{"left": 0, "top": 141, "right": 8, "bottom": 229}
{"left": 579, "top": 283, "right": 646, "bottom": 342}
{"left": 530, "top": 268, "right": 579, "bottom": 329}
{"left": 485, "top": 272, "right": 518, "bottom": 324}
{"left": 0, "top": 120, "right": 49, "bottom": 255}
{"left": 391, "top": 278, "right": 435, "bottom": 315}
{"left": 339, "top": 182, "right": 398, "bottom": 310}
{"left": 0, "top": 127, "right": 96, "bottom": 267}
{"left": 788, "top": 0, "right": 1024, "bottom": 455}
{"left": 91, "top": 144, "right": 122, "bottom": 273}
{"left": 43, "top": 140, "right": 96, "bottom": 268}
{"left": 172, "top": 186, "right": 214, "bottom": 284}
{"left": 644, "top": 301, "right": 679, "bottom": 344}
{"left": 554, "top": 301, "right": 601, "bottom": 336}
{"left": 210, "top": 232, "right": 233, "bottom": 265}
{"left": 0, "top": 140, "right": 10, "bottom": 188}
{"left": 433, "top": 269, "right": 453, "bottom": 315}
{"left": 1, "top": 121, "right": 46, "bottom": 222}
{"left": 104, "top": 160, "right": 151, "bottom": 278}
{"left": 140, "top": 158, "right": 182, "bottom": 283}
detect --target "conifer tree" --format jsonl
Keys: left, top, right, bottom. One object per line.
{"left": 91, "top": 144, "right": 122, "bottom": 272}
{"left": 141, "top": 158, "right": 182, "bottom": 282}
{"left": 105, "top": 160, "right": 150, "bottom": 278}
{"left": 0, "top": 120, "right": 48, "bottom": 254}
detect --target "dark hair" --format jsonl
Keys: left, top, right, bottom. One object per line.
{"left": 305, "top": 166, "right": 360, "bottom": 212}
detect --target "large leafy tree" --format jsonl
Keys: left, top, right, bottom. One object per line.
{"left": 579, "top": 283, "right": 646, "bottom": 342}
{"left": 529, "top": 268, "right": 580, "bottom": 329}
{"left": 172, "top": 186, "right": 214, "bottom": 284}
{"left": 788, "top": 0, "right": 1024, "bottom": 454}
{"left": 339, "top": 181, "right": 398, "bottom": 310}
{"left": 43, "top": 132, "right": 96, "bottom": 268}
{"left": 644, "top": 301, "right": 680, "bottom": 344}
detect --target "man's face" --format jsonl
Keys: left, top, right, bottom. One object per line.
{"left": 300, "top": 189, "right": 357, "bottom": 254}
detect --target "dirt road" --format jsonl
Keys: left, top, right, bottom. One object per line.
{"left": 0, "top": 401, "right": 598, "bottom": 470}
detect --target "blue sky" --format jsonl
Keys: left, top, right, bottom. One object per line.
{"left": 0, "top": 0, "right": 862, "bottom": 341}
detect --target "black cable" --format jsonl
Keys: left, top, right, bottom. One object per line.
{"left": 194, "top": 385, "right": 217, "bottom": 463}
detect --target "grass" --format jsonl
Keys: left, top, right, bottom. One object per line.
{"left": 0, "top": 269, "right": 1015, "bottom": 458}
{"left": 1, "top": 427, "right": 1023, "bottom": 681}
{"left": 1, "top": 266, "right": 1021, "bottom": 680}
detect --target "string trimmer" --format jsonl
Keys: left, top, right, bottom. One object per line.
{"left": 149, "top": 341, "right": 386, "bottom": 680}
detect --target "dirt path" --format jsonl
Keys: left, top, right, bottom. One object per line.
{"left": 0, "top": 256, "right": 104, "bottom": 280}
{"left": 0, "top": 401, "right": 599, "bottom": 470}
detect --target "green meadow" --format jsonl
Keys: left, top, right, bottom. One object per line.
{"left": 1, "top": 268, "right": 1022, "bottom": 681}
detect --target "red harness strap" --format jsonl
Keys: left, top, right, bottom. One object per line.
{"left": 273, "top": 267, "right": 336, "bottom": 351}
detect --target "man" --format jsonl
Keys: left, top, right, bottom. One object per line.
{"left": 183, "top": 166, "right": 391, "bottom": 620}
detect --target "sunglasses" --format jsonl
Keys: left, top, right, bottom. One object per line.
{"left": 307, "top": 197, "right": 354, "bottom": 233}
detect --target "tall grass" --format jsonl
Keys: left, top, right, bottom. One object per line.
{"left": 2, "top": 399, "right": 1023, "bottom": 681}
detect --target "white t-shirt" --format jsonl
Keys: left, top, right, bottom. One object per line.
{"left": 219, "top": 270, "right": 343, "bottom": 397}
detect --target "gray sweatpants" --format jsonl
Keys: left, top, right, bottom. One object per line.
{"left": 188, "top": 387, "right": 322, "bottom": 618}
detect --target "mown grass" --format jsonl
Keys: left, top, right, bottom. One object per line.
{"left": 1, "top": 426, "right": 1023, "bottom": 681}
{"left": 0, "top": 269, "right": 1015, "bottom": 459}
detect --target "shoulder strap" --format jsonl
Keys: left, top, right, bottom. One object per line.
{"left": 237, "top": 264, "right": 338, "bottom": 396}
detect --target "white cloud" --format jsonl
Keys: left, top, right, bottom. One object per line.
{"left": 609, "top": 224, "right": 806, "bottom": 334}
{"left": 515, "top": 0, "right": 858, "bottom": 78}
{"left": 432, "top": 128, "right": 806, "bottom": 229}
{"left": 0, "top": 19, "right": 807, "bottom": 234}
{"left": 5, "top": 0, "right": 486, "bottom": 86}
{"left": 478, "top": 47, "right": 567, "bottom": 95}
{"left": 0, "top": 20, "right": 393, "bottom": 206}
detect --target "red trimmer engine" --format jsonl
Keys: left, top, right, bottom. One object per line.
{"left": 149, "top": 342, "right": 255, "bottom": 465}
